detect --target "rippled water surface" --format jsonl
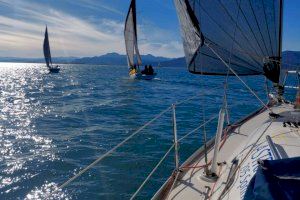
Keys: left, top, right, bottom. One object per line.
{"left": 0, "top": 63, "right": 294, "bottom": 199}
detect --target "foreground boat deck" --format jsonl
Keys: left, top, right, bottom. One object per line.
{"left": 154, "top": 102, "right": 300, "bottom": 200}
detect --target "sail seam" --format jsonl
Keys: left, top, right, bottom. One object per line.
{"left": 272, "top": 0, "right": 278, "bottom": 56}
{"left": 198, "top": 49, "right": 261, "bottom": 74}
{"left": 235, "top": 0, "right": 267, "bottom": 57}
{"left": 261, "top": 0, "right": 274, "bottom": 56}
{"left": 203, "top": 39, "right": 262, "bottom": 73}
{"left": 197, "top": 2, "right": 262, "bottom": 72}
{"left": 218, "top": 0, "right": 262, "bottom": 62}
{"left": 248, "top": 0, "right": 269, "bottom": 56}
{"left": 205, "top": 41, "right": 271, "bottom": 112}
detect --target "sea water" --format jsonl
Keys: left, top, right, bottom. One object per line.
{"left": 0, "top": 63, "right": 296, "bottom": 199}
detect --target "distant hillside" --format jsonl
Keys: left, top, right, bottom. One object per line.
{"left": 282, "top": 51, "right": 300, "bottom": 70}
{"left": 160, "top": 57, "right": 186, "bottom": 68}
{"left": 160, "top": 50, "right": 300, "bottom": 68}
{"left": 0, "top": 57, "right": 78, "bottom": 63}
{"left": 71, "top": 53, "right": 171, "bottom": 65}
{"left": 0, "top": 51, "right": 299, "bottom": 69}
{"left": 0, "top": 53, "right": 170, "bottom": 65}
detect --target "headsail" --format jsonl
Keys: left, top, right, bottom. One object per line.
{"left": 174, "top": 0, "right": 283, "bottom": 83}
{"left": 43, "top": 26, "right": 52, "bottom": 69}
{"left": 124, "top": 0, "right": 142, "bottom": 67}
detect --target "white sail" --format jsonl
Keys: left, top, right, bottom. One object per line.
{"left": 124, "top": 0, "right": 142, "bottom": 67}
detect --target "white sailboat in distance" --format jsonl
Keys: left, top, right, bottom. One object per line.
{"left": 124, "top": 0, "right": 157, "bottom": 80}
{"left": 43, "top": 26, "right": 60, "bottom": 73}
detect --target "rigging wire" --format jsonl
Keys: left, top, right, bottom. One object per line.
{"left": 205, "top": 41, "right": 272, "bottom": 113}
{"left": 51, "top": 106, "right": 172, "bottom": 194}
{"left": 130, "top": 144, "right": 175, "bottom": 200}
{"left": 198, "top": 5, "right": 262, "bottom": 71}
{"left": 177, "top": 115, "right": 218, "bottom": 143}
{"left": 199, "top": 41, "right": 210, "bottom": 175}
{"left": 265, "top": 77, "right": 271, "bottom": 101}
{"left": 223, "top": 0, "right": 242, "bottom": 125}
{"left": 249, "top": 0, "right": 269, "bottom": 55}
{"left": 47, "top": 90, "right": 220, "bottom": 198}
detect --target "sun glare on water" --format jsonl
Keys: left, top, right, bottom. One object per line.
{"left": 0, "top": 62, "right": 68, "bottom": 199}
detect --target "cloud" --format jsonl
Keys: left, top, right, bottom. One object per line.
{"left": 69, "top": 0, "right": 124, "bottom": 16}
{"left": 140, "top": 41, "right": 183, "bottom": 58}
{"left": 0, "top": 0, "right": 184, "bottom": 58}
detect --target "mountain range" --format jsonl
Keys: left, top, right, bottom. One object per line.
{"left": 71, "top": 52, "right": 171, "bottom": 66}
{"left": 0, "top": 51, "right": 299, "bottom": 68}
{"left": 0, "top": 53, "right": 172, "bottom": 66}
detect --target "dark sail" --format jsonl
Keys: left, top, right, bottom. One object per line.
{"left": 124, "top": 0, "right": 142, "bottom": 67}
{"left": 174, "top": 0, "right": 283, "bottom": 83}
{"left": 43, "top": 26, "right": 52, "bottom": 68}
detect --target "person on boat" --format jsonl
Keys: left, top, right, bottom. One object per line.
{"left": 129, "top": 64, "right": 137, "bottom": 75}
{"left": 141, "top": 65, "right": 148, "bottom": 74}
{"left": 148, "top": 65, "right": 154, "bottom": 75}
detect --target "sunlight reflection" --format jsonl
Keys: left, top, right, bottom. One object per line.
{"left": 25, "top": 182, "right": 70, "bottom": 200}
{"left": 0, "top": 63, "right": 62, "bottom": 198}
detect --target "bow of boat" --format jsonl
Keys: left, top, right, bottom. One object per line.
{"left": 153, "top": 101, "right": 300, "bottom": 200}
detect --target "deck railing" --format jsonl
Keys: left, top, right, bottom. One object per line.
{"left": 50, "top": 91, "right": 222, "bottom": 199}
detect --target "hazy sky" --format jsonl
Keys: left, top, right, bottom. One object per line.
{"left": 0, "top": 0, "right": 299, "bottom": 58}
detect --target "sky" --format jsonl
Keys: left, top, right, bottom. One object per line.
{"left": 0, "top": 0, "right": 299, "bottom": 58}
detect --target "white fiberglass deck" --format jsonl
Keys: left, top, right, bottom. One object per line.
{"left": 157, "top": 102, "right": 300, "bottom": 200}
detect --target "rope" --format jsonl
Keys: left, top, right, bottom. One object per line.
{"left": 205, "top": 42, "right": 272, "bottom": 113}
{"left": 180, "top": 161, "right": 211, "bottom": 170}
{"left": 130, "top": 144, "right": 175, "bottom": 200}
{"left": 209, "top": 164, "right": 223, "bottom": 200}
{"left": 54, "top": 106, "right": 172, "bottom": 193}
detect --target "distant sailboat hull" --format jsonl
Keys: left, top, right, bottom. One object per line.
{"left": 141, "top": 73, "right": 157, "bottom": 80}
{"left": 49, "top": 67, "right": 60, "bottom": 73}
{"left": 129, "top": 72, "right": 156, "bottom": 80}
{"left": 129, "top": 72, "right": 141, "bottom": 79}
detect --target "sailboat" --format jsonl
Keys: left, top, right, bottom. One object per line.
{"left": 43, "top": 26, "right": 60, "bottom": 73}
{"left": 124, "top": 0, "right": 156, "bottom": 80}
{"left": 152, "top": 0, "right": 300, "bottom": 199}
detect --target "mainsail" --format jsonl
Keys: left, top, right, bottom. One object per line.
{"left": 174, "top": 0, "right": 283, "bottom": 83}
{"left": 43, "top": 26, "right": 52, "bottom": 69}
{"left": 124, "top": 0, "right": 142, "bottom": 67}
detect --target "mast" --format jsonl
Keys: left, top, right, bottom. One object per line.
{"left": 278, "top": 0, "right": 283, "bottom": 63}
{"left": 277, "top": 0, "right": 284, "bottom": 96}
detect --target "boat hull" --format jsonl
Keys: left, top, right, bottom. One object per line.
{"left": 129, "top": 72, "right": 142, "bottom": 79}
{"left": 49, "top": 67, "right": 60, "bottom": 73}
{"left": 129, "top": 73, "right": 157, "bottom": 80}
{"left": 141, "top": 73, "right": 157, "bottom": 80}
